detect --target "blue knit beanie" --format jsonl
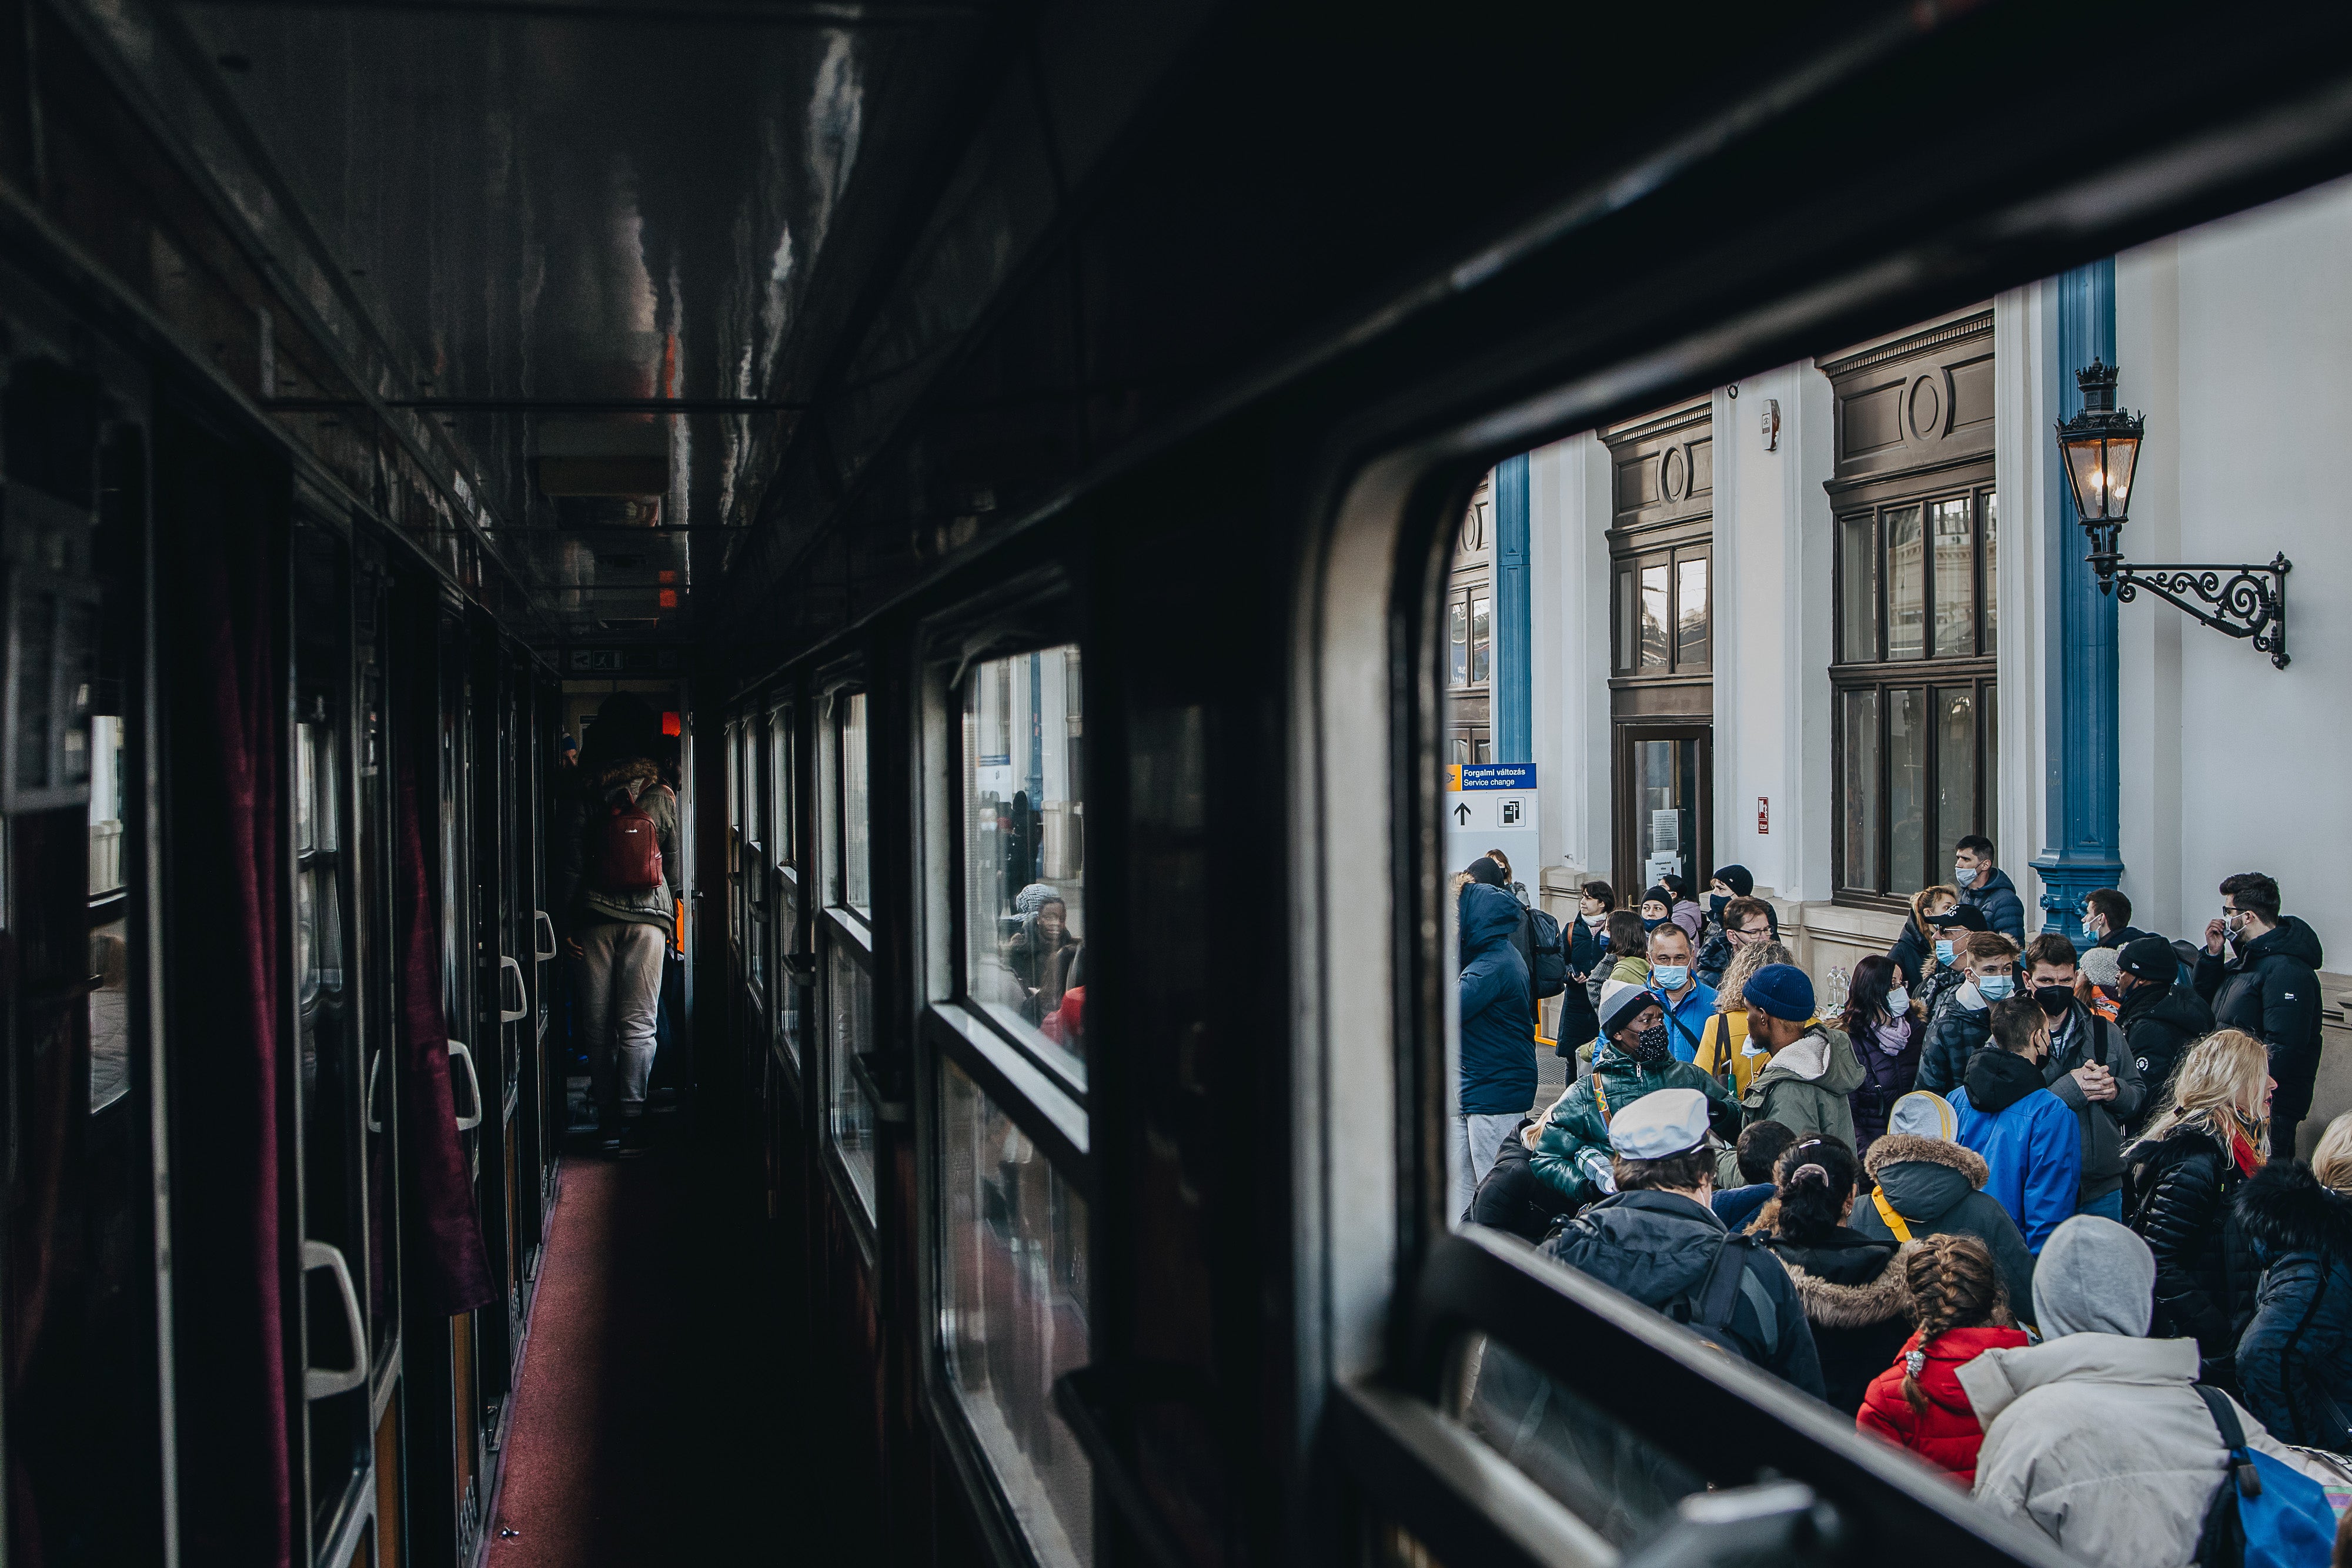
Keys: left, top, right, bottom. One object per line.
{"left": 1743, "top": 962, "right": 1815, "bottom": 1022}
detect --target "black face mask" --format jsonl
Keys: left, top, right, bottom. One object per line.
{"left": 1625, "top": 1024, "right": 1672, "bottom": 1062}
{"left": 2034, "top": 984, "right": 2074, "bottom": 1018}
{"left": 1708, "top": 893, "right": 1729, "bottom": 918}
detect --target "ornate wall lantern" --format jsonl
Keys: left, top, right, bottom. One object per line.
{"left": 2055, "top": 358, "right": 2290, "bottom": 668}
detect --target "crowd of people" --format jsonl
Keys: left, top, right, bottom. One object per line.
{"left": 1456, "top": 842, "right": 2349, "bottom": 1566}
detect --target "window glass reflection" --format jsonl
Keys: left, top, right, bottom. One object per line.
{"left": 962, "top": 647, "right": 1085, "bottom": 1084}
{"left": 1675, "top": 555, "right": 1708, "bottom": 668}
{"left": 828, "top": 941, "right": 876, "bottom": 1215}
{"left": 842, "top": 693, "right": 871, "bottom": 914}
{"left": 1885, "top": 504, "right": 1925, "bottom": 660}
{"left": 1456, "top": 1335, "right": 1704, "bottom": 1549}
{"left": 1638, "top": 563, "right": 1668, "bottom": 668}
{"left": 940, "top": 1057, "right": 1093, "bottom": 1567}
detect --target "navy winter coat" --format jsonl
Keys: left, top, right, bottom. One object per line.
{"left": 1459, "top": 883, "right": 1537, "bottom": 1115}
{"left": 1959, "top": 867, "right": 2027, "bottom": 946}
{"left": 2197, "top": 915, "right": 2327, "bottom": 1122}
{"left": 2236, "top": 1160, "right": 2352, "bottom": 1452}
{"left": 1914, "top": 989, "right": 1990, "bottom": 1098}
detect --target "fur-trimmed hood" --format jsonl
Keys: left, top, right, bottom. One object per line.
{"left": 1773, "top": 1237, "right": 1917, "bottom": 1328}
{"left": 2238, "top": 1159, "right": 2352, "bottom": 1265}
{"left": 1863, "top": 1132, "right": 1987, "bottom": 1188}
{"left": 592, "top": 757, "right": 663, "bottom": 798}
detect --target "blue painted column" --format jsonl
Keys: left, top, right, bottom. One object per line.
{"left": 2029, "top": 262, "right": 2124, "bottom": 941}
{"left": 1494, "top": 453, "right": 1532, "bottom": 763}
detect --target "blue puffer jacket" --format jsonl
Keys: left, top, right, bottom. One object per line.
{"left": 1949, "top": 1047, "right": 2081, "bottom": 1255}
{"left": 2235, "top": 1161, "right": 2352, "bottom": 1452}
{"left": 1459, "top": 883, "right": 1536, "bottom": 1115}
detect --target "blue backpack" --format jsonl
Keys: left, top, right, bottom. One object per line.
{"left": 2193, "top": 1384, "right": 2338, "bottom": 1568}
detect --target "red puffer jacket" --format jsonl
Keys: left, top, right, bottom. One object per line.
{"left": 1855, "top": 1323, "right": 2029, "bottom": 1484}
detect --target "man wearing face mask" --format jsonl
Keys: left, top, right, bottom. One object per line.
{"left": 1952, "top": 835, "right": 2026, "bottom": 947}
{"left": 1950, "top": 998, "right": 2083, "bottom": 1253}
{"left": 2023, "top": 934, "right": 2145, "bottom": 1223}
{"left": 2113, "top": 935, "right": 2213, "bottom": 1128}
{"left": 1920, "top": 904, "right": 1991, "bottom": 1028}
{"left": 2197, "top": 872, "right": 2326, "bottom": 1161}
{"left": 1643, "top": 922, "right": 1717, "bottom": 1062}
{"left": 1917, "top": 931, "right": 2022, "bottom": 1096}
{"left": 1527, "top": 978, "right": 1740, "bottom": 1205}
{"left": 1695, "top": 865, "right": 1776, "bottom": 987}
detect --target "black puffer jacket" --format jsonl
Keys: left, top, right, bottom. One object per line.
{"left": 1914, "top": 992, "right": 1990, "bottom": 1098}
{"left": 1758, "top": 1225, "right": 1913, "bottom": 1416}
{"left": 1465, "top": 1125, "right": 1579, "bottom": 1244}
{"left": 2129, "top": 1124, "right": 2259, "bottom": 1389}
{"left": 2196, "top": 916, "right": 2327, "bottom": 1120}
{"left": 2116, "top": 979, "right": 2214, "bottom": 1126}
{"left": 1554, "top": 918, "right": 1603, "bottom": 1055}
{"left": 1887, "top": 918, "right": 1934, "bottom": 988}
{"left": 2236, "top": 1161, "right": 2352, "bottom": 1452}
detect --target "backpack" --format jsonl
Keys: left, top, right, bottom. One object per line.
{"left": 2192, "top": 1383, "right": 2338, "bottom": 1568}
{"left": 590, "top": 783, "right": 664, "bottom": 894}
{"left": 1666, "top": 1233, "right": 1775, "bottom": 1362}
{"left": 1526, "top": 906, "right": 1568, "bottom": 1000}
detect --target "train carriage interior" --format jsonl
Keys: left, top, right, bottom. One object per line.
{"left": 4, "top": 2, "right": 2352, "bottom": 1566}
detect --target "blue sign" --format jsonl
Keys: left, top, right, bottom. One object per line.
{"left": 1456, "top": 763, "right": 1536, "bottom": 791}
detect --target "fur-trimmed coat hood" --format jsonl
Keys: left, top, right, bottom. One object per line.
{"left": 1864, "top": 1132, "right": 1988, "bottom": 1189}
{"left": 2234, "top": 1161, "right": 2352, "bottom": 1450}
{"left": 1850, "top": 1135, "right": 2037, "bottom": 1325}
{"left": 1760, "top": 1227, "right": 1917, "bottom": 1415}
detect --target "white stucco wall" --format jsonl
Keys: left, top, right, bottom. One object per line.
{"left": 2113, "top": 177, "right": 2352, "bottom": 962}
{"left": 1526, "top": 432, "right": 1611, "bottom": 898}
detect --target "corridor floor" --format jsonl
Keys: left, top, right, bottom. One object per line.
{"left": 485, "top": 1129, "right": 797, "bottom": 1566}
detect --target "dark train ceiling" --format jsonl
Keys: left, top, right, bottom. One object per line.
{"left": 68, "top": 0, "right": 1030, "bottom": 648}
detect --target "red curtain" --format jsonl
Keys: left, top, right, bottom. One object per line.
{"left": 391, "top": 591, "right": 495, "bottom": 1315}
{"left": 165, "top": 448, "right": 290, "bottom": 1568}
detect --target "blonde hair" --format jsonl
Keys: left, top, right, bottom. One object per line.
{"left": 2312, "top": 1112, "right": 2352, "bottom": 1195}
{"left": 1524, "top": 1081, "right": 1577, "bottom": 1149}
{"left": 1910, "top": 883, "right": 1960, "bottom": 934}
{"left": 1716, "top": 939, "right": 1795, "bottom": 1014}
{"left": 1484, "top": 848, "right": 1513, "bottom": 881}
{"left": 2132, "top": 1029, "right": 2271, "bottom": 1157}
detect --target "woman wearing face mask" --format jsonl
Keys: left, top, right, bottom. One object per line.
{"left": 1527, "top": 979, "right": 1742, "bottom": 1204}
{"left": 1841, "top": 955, "right": 1923, "bottom": 1159}
{"left": 1656, "top": 873, "right": 1704, "bottom": 943}
{"left": 1889, "top": 884, "right": 1960, "bottom": 990}
{"left": 1695, "top": 864, "right": 1769, "bottom": 987}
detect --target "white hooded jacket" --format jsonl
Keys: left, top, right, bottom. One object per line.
{"left": 1959, "top": 1333, "right": 2316, "bottom": 1568}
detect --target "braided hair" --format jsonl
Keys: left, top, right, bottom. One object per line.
{"left": 1899, "top": 1233, "right": 2010, "bottom": 1415}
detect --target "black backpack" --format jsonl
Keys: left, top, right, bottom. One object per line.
{"left": 1666, "top": 1233, "right": 1771, "bottom": 1360}
{"left": 1526, "top": 906, "right": 1568, "bottom": 1000}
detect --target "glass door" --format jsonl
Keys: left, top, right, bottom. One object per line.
{"left": 467, "top": 618, "right": 521, "bottom": 1448}
{"left": 436, "top": 604, "right": 488, "bottom": 1562}
{"left": 1611, "top": 725, "right": 1710, "bottom": 901}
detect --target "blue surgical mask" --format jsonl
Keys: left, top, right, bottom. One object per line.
{"left": 1977, "top": 974, "right": 2015, "bottom": 1002}
{"left": 1954, "top": 866, "right": 1979, "bottom": 888}
{"left": 1708, "top": 894, "right": 1729, "bottom": 918}
{"left": 1642, "top": 916, "right": 1666, "bottom": 931}
{"left": 1934, "top": 938, "right": 1956, "bottom": 965}
{"left": 1885, "top": 986, "right": 1910, "bottom": 1015}
{"left": 1652, "top": 965, "right": 1689, "bottom": 992}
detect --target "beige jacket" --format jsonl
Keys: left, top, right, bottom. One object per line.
{"left": 1959, "top": 1333, "right": 2321, "bottom": 1568}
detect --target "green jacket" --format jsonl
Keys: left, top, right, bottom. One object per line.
{"left": 1714, "top": 1027, "right": 1867, "bottom": 1184}
{"left": 1529, "top": 1041, "right": 1741, "bottom": 1203}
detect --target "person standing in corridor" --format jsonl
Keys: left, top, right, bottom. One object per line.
{"left": 557, "top": 693, "right": 681, "bottom": 1156}
{"left": 1455, "top": 879, "right": 1536, "bottom": 1215}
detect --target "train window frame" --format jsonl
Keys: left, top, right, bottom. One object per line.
{"left": 817, "top": 678, "right": 881, "bottom": 1249}
{"left": 769, "top": 694, "right": 803, "bottom": 1078}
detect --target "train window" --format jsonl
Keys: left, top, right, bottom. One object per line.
{"left": 840, "top": 690, "right": 871, "bottom": 914}
{"left": 827, "top": 930, "right": 877, "bottom": 1216}
{"left": 957, "top": 646, "right": 1085, "bottom": 1085}
{"left": 938, "top": 1055, "right": 1093, "bottom": 1566}
{"left": 744, "top": 711, "right": 767, "bottom": 1006}
{"left": 771, "top": 702, "right": 800, "bottom": 1066}
{"left": 88, "top": 713, "right": 129, "bottom": 1113}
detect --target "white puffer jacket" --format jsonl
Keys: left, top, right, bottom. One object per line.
{"left": 1958, "top": 1333, "right": 2321, "bottom": 1568}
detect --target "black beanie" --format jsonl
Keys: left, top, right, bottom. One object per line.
{"left": 1936, "top": 904, "right": 1989, "bottom": 932}
{"left": 2119, "top": 934, "right": 2176, "bottom": 981}
{"left": 1467, "top": 856, "right": 1509, "bottom": 887}
{"left": 1712, "top": 864, "right": 1755, "bottom": 898}
{"left": 1643, "top": 884, "right": 1675, "bottom": 910}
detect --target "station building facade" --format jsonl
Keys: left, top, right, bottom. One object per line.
{"left": 1489, "top": 175, "right": 2352, "bottom": 1151}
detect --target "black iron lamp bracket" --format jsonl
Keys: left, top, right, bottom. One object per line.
{"left": 2089, "top": 551, "right": 2291, "bottom": 668}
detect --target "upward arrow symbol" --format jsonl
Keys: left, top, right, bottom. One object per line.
{"left": 1452, "top": 802, "right": 1472, "bottom": 826}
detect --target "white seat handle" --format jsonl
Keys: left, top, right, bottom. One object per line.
{"left": 448, "top": 1041, "right": 483, "bottom": 1131}
{"left": 365, "top": 1051, "right": 385, "bottom": 1134}
{"left": 300, "top": 1239, "right": 368, "bottom": 1399}
{"left": 534, "top": 910, "right": 557, "bottom": 962}
{"left": 499, "top": 955, "right": 529, "bottom": 1024}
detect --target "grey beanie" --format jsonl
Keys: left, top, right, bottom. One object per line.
{"left": 2033, "top": 1215, "right": 2156, "bottom": 1338}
